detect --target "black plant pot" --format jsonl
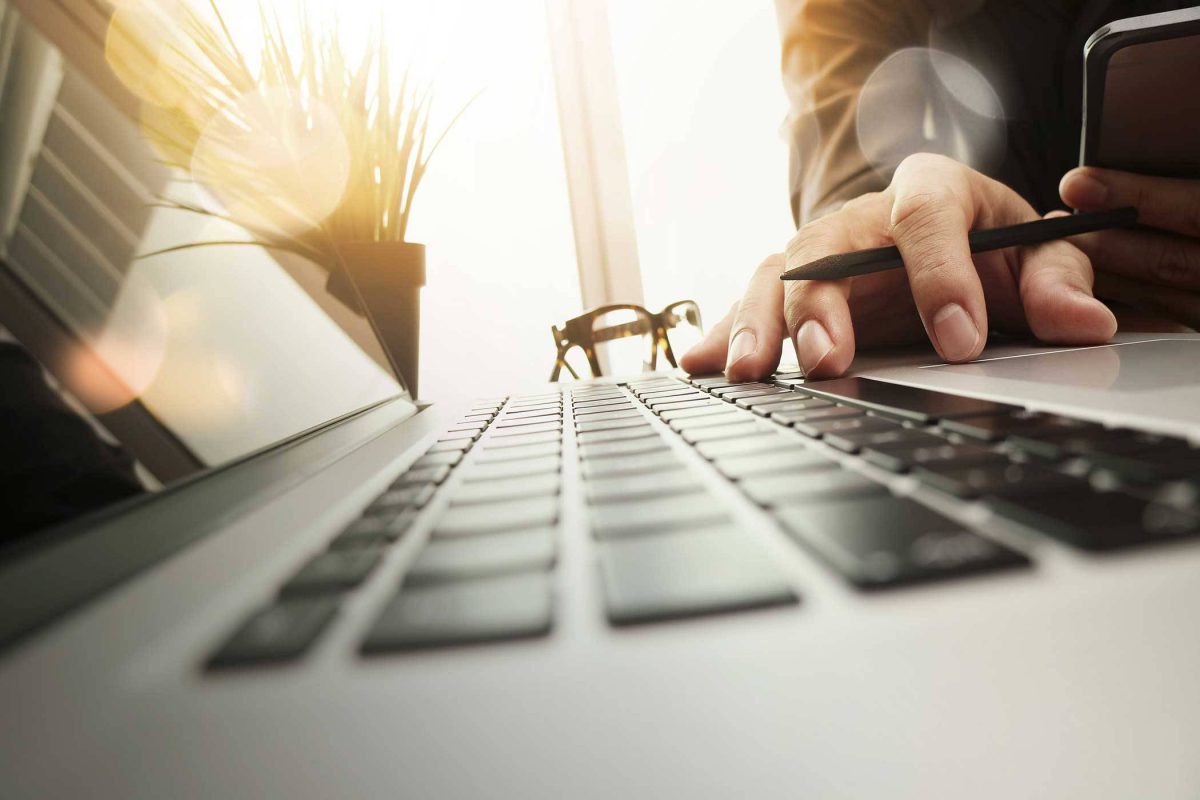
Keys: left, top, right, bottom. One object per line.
{"left": 334, "top": 241, "right": 425, "bottom": 399}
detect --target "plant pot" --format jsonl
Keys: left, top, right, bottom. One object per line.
{"left": 332, "top": 241, "right": 426, "bottom": 398}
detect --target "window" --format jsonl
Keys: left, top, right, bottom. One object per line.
{"left": 604, "top": 0, "right": 795, "bottom": 331}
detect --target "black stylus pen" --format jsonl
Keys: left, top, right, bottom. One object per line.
{"left": 780, "top": 206, "right": 1139, "bottom": 281}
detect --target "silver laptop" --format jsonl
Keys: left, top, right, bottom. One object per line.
{"left": 3, "top": 7, "right": 1200, "bottom": 800}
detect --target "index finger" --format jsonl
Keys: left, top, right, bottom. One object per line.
{"left": 887, "top": 154, "right": 991, "bottom": 363}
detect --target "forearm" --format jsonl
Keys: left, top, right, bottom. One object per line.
{"left": 776, "top": 0, "right": 928, "bottom": 224}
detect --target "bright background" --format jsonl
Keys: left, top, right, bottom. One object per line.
{"left": 607, "top": 0, "right": 795, "bottom": 324}
{"left": 154, "top": 0, "right": 796, "bottom": 401}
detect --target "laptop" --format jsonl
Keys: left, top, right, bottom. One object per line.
{"left": 3, "top": 7, "right": 1200, "bottom": 800}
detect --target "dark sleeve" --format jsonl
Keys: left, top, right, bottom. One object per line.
{"left": 776, "top": 0, "right": 930, "bottom": 225}
{"left": 0, "top": 342, "right": 145, "bottom": 539}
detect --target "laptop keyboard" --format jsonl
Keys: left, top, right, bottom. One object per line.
{"left": 206, "top": 373, "right": 1200, "bottom": 670}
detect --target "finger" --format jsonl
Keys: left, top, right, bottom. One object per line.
{"left": 888, "top": 153, "right": 998, "bottom": 363}
{"left": 723, "top": 255, "right": 788, "bottom": 381}
{"left": 782, "top": 216, "right": 860, "bottom": 378}
{"left": 679, "top": 301, "right": 736, "bottom": 375}
{"left": 1068, "top": 227, "right": 1200, "bottom": 293}
{"left": 1060, "top": 167, "right": 1200, "bottom": 237}
{"left": 1018, "top": 213, "right": 1117, "bottom": 344}
{"left": 1094, "top": 271, "right": 1200, "bottom": 330}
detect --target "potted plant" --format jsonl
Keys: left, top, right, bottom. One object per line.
{"left": 105, "top": 1, "right": 473, "bottom": 397}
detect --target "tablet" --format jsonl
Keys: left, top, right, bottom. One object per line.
{"left": 1081, "top": 6, "right": 1200, "bottom": 178}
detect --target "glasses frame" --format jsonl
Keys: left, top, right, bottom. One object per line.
{"left": 549, "top": 300, "right": 703, "bottom": 381}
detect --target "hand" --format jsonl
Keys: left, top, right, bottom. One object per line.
{"left": 1059, "top": 167, "right": 1200, "bottom": 328}
{"left": 680, "top": 153, "right": 1117, "bottom": 380}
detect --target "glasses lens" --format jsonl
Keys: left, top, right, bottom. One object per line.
{"left": 590, "top": 307, "right": 654, "bottom": 377}
{"left": 661, "top": 301, "right": 704, "bottom": 363}
{"left": 554, "top": 345, "right": 592, "bottom": 383}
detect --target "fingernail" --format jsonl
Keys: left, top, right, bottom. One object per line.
{"left": 795, "top": 320, "right": 834, "bottom": 375}
{"left": 931, "top": 303, "right": 980, "bottom": 362}
{"left": 726, "top": 329, "right": 757, "bottom": 369}
{"left": 1063, "top": 170, "right": 1108, "bottom": 206}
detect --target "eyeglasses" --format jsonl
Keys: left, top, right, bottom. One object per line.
{"left": 549, "top": 301, "right": 704, "bottom": 381}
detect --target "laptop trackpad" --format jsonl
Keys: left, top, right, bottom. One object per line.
{"left": 933, "top": 339, "right": 1200, "bottom": 393}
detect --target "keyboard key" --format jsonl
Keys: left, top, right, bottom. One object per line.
{"left": 751, "top": 398, "right": 834, "bottom": 417}
{"left": 771, "top": 406, "right": 863, "bottom": 427}
{"left": 740, "top": 470, "right": 884, "bottom": 506}
{"left": 712, "top": 448, "right": 837, "bottom": 481}
{"left": 579, "top": 450, "right": 683, "bottom": 479}
{"left": 332, "top": 510, "right": 417, "bottom": 547}
{"left": 578, "top": 437, "right": 669, "bottom": 460}
{"left": 644, "top": 393, "right": 710, "bottom": 411}
{"left": 208, "top": 597, "right": 339, "bottom": 668}
{"left": 435, "top": 496, "right": 558, "bottom": 537}
{"left": 916, "top": 459, "right": 1084, "bottom": 500}
{"left": 658, "top": 404, "right": 741, "bottom": 423}
{"left": 574, "top": 408, "right": 644, "bottom": 424}
{"left": 362, "top": 573, "right": 552, "bottom": 653}
{"left": 590, "top": 493, "right": 729, "bottom": 539}
{"left": 451, "top": 473, "right": 560, "bottom": 505}
{"left": 669, "top": 411, "right": 757, "bottom": 432}
{"left": 986, "top": 489, "right": 1200, "bottom": 551}
{"left": 281, "top": 548, "right": 384, "bottom": 595}
{"left": 490, "top": 421, "right": 562, "bottom": 437}
{"left": 463, "top": 455, "right": 560, "bottom": 482}
{"left": 710, "top": 383, "right": 777, "bottom": 398}
{"left": 574, "top": 402, "right": 636, "bottom": 417}
{"left": 575, "top": 415, "right": 648, "bottom": 434}
{"left": 572, "top": 398, "right": 635, "bottom": 411}
{"left": 496, "top": 412, "right": 561, "bottom": 424}
{"left": 475, "top": 441, "right": 562, "bottom": 463}
{"left": 680, "top": 421, "right": 770, "bottom": 445}
{"left": 412, "top": 450, "right": 464, "bottom": 469}
{"left": 598, "top": 526, "right": 798, "bottom": 625}
{"left": 862, "top": 439, "right": 999, "bottom": 474}
{"left": 687, "top": 375, "right": 737, "bottom": 387}
{"left": 737, "top": 393, "right": 822, "bottom": 410}
{"left": 482, "top": 430, "right": 561, "bottom": 449}
{"left": 799, "top": 377, "right": 1017, "bottom": 423}
{"left": 1084, "top": 448, "right": 1200, "bottom": 485}
{"left": 939, "top": 411, "right": 1060, "bottom": 442}
{"left": 586, "top": 469, "right": 704, "bottom": 504}
{"left": 576, "top": 424, "right": 656, "bottom": 444}
{"left": 796, "top": 416, "right": 903, "bottom": 446}
{"left": 502, "top": 403, "right": 561, "bottom": 416}
{"left": 406, "top": 528, "right": 556, "bottom": 584}
{"left": 632, "top": 387, "right": 701, "bottom": 401}
{"left": 392, "top": 464, "right": 451, "bottom": 487}
{"left": 823, "top": 425, "right": 940, "bottom": 456}
{"left": 446, "top": 422, "right": 488, "bottom": 435}
{"left": 368, "top": 484, "right": 436, "bottom": 514}
{"left": 650, "top": 398, "right": 727, "bottom": 414}
{"left": 427, "top": 438, "right": 474, "bottom": 454}
{"left": 733, "top": 388, "right": 794, "bottom": 407}
{"left": 778, "top": 495, "right": 1028, "bottom": 589}
{"left": 695, "top": 433, "right": 806, "bottom": 461}
{"left": 494, "top": 416, "right": 564, "bottom": 430}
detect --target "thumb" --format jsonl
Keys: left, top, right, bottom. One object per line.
{"left": 1060, "top": 166, "right": 1200, "bottom": 237}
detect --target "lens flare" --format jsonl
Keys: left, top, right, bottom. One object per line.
{"left": 855, "top": 47, "right": 1005, "bottom": 179}
{"left": 190, "top": 88, "right": 351, "bottom": 236}
{"left": 105, "top": 0, "right": 196, "bottom": 109}
{"left": 65, "top": 274, "right": 169, "bottom": 414}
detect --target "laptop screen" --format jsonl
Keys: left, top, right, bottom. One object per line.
{"left": 0, "top": 9, "right": 414, "bottom": 541}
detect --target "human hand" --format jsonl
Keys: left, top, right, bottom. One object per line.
{"left": 680, "top": 153, "right": 1118, "bottom": 380}
{"left": 1060, "top": 167, "right": 1200, "bottom": 328}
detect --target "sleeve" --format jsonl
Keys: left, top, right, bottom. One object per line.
{"left": 776, "top": 0, "right": 929, "bottom": 225}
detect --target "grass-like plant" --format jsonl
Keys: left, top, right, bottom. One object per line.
{"left": 120, "top": 1, "right": 473, "bottom": 269}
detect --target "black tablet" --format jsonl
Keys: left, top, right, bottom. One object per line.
{"left": 1081, "top": 6, "right": 1200, "bottom": 178}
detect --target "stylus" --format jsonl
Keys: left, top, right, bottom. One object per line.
{"left": 780, "top": 207, "right": 1139, "bottom": 281}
